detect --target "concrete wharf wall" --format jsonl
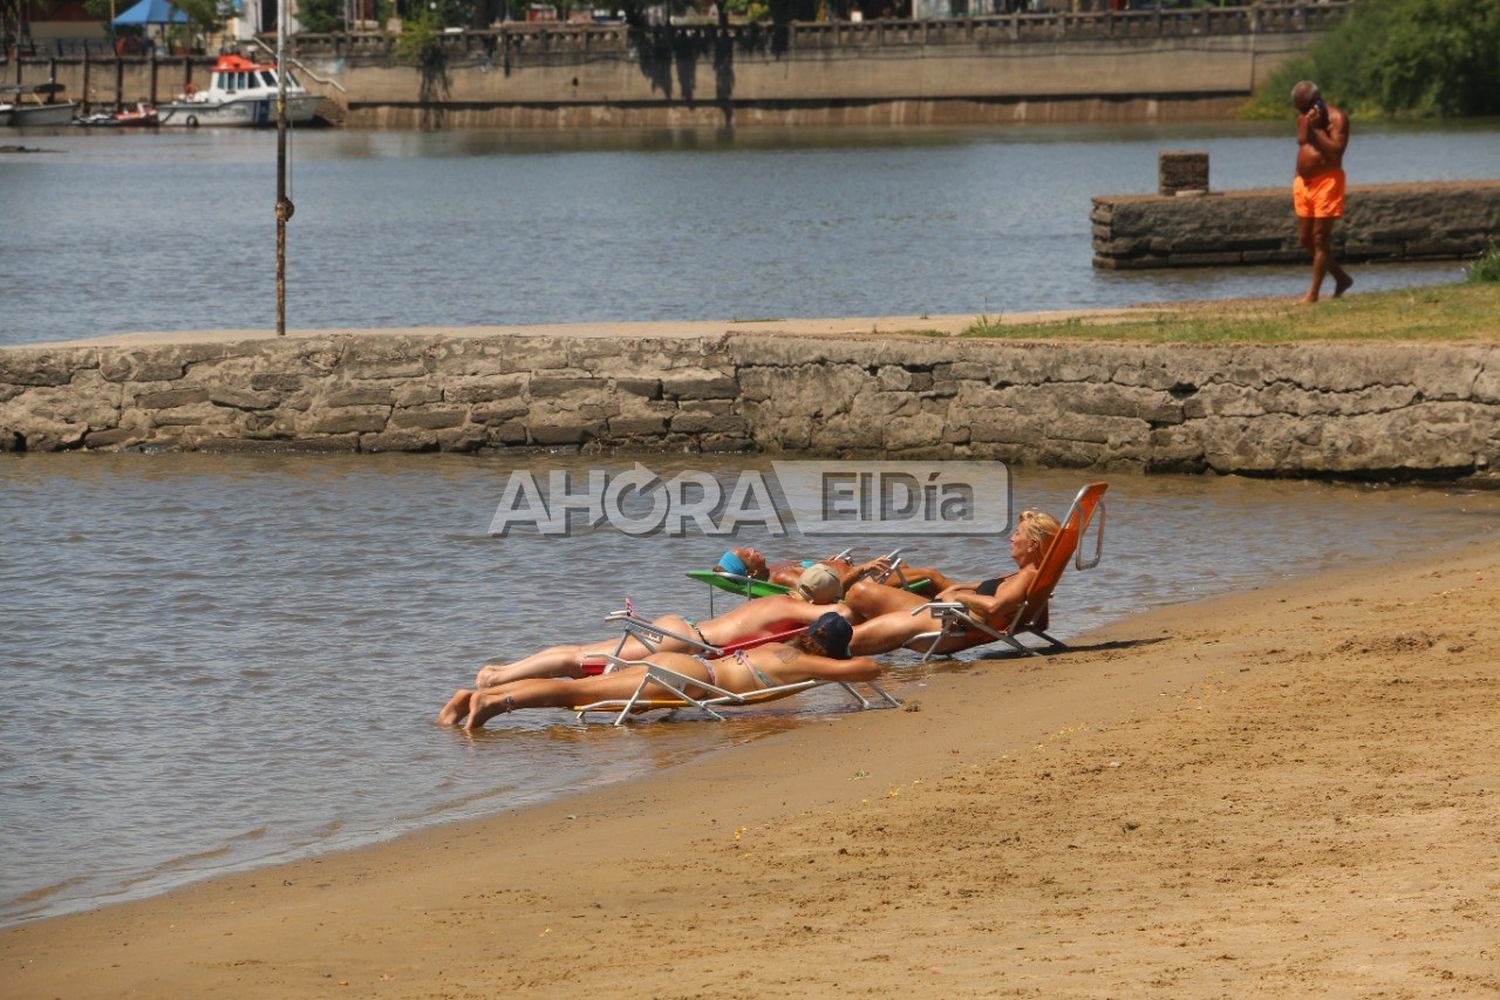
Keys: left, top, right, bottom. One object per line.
{"left": 7, "top": 3, "right": 1341, "bottom": 123}
{"left": 1092, "top": 180, "right": 1500, "bottom": 270}
{"left": 3, "top": 332, "right": 1497, "bottom": 480}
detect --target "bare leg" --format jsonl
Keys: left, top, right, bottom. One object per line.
{"left": 891, "top": 565, "right": 960, "bottom": 593}
{"left": 1302, "top": 217, "right": 1351, "bottom": 302}
{"left": 844, "top": 578, "right": 931, "bottom": 621}
{"left": 1299, "top": 216, "right": 1324, "bottom": 303}
{"left": 466, "top": 662, "right": 711, "bottom": 730}
{"left": 850, "top": 607, "right": 988, "bottom": 657}
{"left": 438, "top": 688, "right": 474, "bottom": 726}
{"left": 1323, "top": 218, "right": 1353, "bottom": 296}
{"left": 476, "top": 645, "right": 592, "bottom": 688}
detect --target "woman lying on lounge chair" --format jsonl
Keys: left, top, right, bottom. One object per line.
{"left": 471, "top": 564, "right": 850, "bottom": 690}
{"left": 844, "top": 509, "right": 1061, "bottom": 657}
{"left": 718, "top": 546, "right": 953, "bottom": 594}
{"left": 443, "top": 613, "right": 879, "bottom": 730}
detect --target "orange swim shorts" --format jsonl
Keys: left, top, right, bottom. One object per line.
{"left": 1293, "top": 168, "right": 1346, "bottom": 219}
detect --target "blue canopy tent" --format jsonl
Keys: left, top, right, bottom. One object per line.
{"left": 110, "top": 0, "right": 191, "bottom": 55}
{"left": 111, "top": 0, "right": 190, "bottom": 26}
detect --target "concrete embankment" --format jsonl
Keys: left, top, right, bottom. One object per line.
{"left": 12, "top": 4, "right": 1338, "bottom": 125}
{"left": 1092, "top": 179, "right": 1500, "bottom": 269}
{"left": 3, "top": 326, "right": 1497, "bottom": 479}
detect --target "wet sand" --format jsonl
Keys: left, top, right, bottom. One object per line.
{"left": 4, "top": 539, "right": 1499, "bottom": 997}
{"left": 14, "top": 307, "right": 1138, "bottom": 349}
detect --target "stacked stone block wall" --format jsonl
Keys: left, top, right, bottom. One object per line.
{"left": 3, "top": 333, "right": 1498, "bottom": 479}
{"left": 1092, "top": 180, "right": 1500, "bottom": 269}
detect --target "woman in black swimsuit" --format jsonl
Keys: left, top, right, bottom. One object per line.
{"left": 842, "top": 510, "right": 1061, "bottom": 657}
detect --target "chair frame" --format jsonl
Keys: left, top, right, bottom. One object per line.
{"left": 573, "top": 654, "right": 901, "bottom": 726}
{"left": 906, "top": 482, "right": 1107, "bottom": 662}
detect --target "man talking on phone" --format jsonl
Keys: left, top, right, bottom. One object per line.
{"left": 1290, "top": 80, "right": 1353, "bottom": 303}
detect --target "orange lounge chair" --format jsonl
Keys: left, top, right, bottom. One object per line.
{"left": 906, "top": 482, "right": 1108, "bottom": 661}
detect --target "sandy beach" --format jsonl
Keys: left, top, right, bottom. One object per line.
{"left": 4, "top": 537, "right": 1498, "bottom": 998}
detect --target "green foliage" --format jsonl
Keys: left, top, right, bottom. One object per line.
{"left": 724, "top": 0, "right": 770, "bottom": 19}
{"left": 3, "top": 0, "right": 51, "bottom": 40}
{"left": 299, "top": 0, "right": 345, "bottom": 32}
{"left": 1241, "top": 0, "right": 1500, "bottom": 119}
{"left": 1467, "top": 247, "right": 1500, "bottom": 284}
{"left": 173, "top": 0, "right": 223, "bottom": 29}
{"left": 392, "top": 7, "right": 444, "bottom": 67}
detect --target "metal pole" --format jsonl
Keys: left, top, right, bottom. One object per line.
{"left": 275, "top": 0, "right": 292, "bottom": 335}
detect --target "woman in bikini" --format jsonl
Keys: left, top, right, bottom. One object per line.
{"left": 465, "top": 564, "right": 849, "bottom": 694}
{"left": 445, "top": 613, "right": 878, "bottom": 730}
{"left": 718, "top": 546, "right": 955, "bottom": 596}
{"left": 842, "top": 509, "right": 1061, "bottom": 657}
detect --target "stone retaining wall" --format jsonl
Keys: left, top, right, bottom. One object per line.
{"left": 14, "top": 6, "right": 1328, "bottom": 124}
{"left": 3, "top": 333, "right": 1498, "bottom": 479}
{"left": 1092, "top": 180, "right": 1500, "bottom": 269}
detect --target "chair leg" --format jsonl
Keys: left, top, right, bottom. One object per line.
{"left": 1001, "top": 635, "right": 1042, "bottom": 657}
{"left": 1032, "top": 629, "right": 1068, "bottom": 651}
{"left": 838, "top": 682, "right": 873, "bottom": 709}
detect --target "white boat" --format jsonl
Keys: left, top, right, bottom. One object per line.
{"left": 156, "top": 54, "right": 320, "bottom": 128}
{"left": 1, "top": 83, "right": 80, "bottom": 127}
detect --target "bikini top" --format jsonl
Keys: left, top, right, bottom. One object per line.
{"left": 975, "top": 573, "right": 1013, "bottom": 597}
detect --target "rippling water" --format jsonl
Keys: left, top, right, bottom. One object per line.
{"left": 3, "top": 453, "right": 1499, "bottom": 924}
{"left": 2, "top": 119, "right": 1497, "bottom": 345}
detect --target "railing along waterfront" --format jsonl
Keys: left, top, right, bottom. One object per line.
{"left": 287, "top": 2, "right": 1349, "bottom": 60}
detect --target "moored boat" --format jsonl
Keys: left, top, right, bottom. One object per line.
{"left": 1, "top": 83, "right": 80, "bottom": 127}
{"left": 73, "top": 103, "right": 161, "bottom": 128}
{"left": 156, "top": 54, "right": 320, "bottom": 128}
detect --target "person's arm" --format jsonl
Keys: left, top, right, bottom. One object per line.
{"left": 935, "top": 583, "right": 979, "bottom": 601}
{"left": 950, "top": 570, "right": 1032, "bottom": 622}
{"left": 1301, "top": 107, "right": 1348, "bottom": 158}
{"left": 772, "top": 646, "right": 881, "bottom": 683}
{"left": 895, "top": 566, "right": 964, "bottom": 593}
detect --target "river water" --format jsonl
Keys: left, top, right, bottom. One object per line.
{"left": 4, "top": 119, "right": 1500, "bottom": 924}
{"left": 3, "top": 453, "right": 1500, "bottom": 925}
{"left": 2, "top": 119, "right": 1498, "bottom": 345}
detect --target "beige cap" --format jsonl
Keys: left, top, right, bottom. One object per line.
{"left": 795, "top": 563, "right": 843, "bottom": 605}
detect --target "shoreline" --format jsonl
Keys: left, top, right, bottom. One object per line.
{"left": 5, "top": 535, "right": 1498, "bottom": 996}
{"left": 2, "top": 308, "right": 1121, "bottom": 351}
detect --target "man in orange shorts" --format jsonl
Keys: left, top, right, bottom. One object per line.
{"left": 1291, "top": 80, "right": 1353, "bottom": 303}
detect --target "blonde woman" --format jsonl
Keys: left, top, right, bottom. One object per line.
{"left": 843, "top": 510, "right": 1062, "bottom": 657}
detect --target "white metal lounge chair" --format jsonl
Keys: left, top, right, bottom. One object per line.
{"left": 572, "top": 654, "right": 901, "bottom": 726}
{"left": 906, "top": 482, "right": 1108, "bottom": 662}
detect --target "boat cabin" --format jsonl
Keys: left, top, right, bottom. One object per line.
{"left": 207, "top": 55, "right": 300, "bottom": 95}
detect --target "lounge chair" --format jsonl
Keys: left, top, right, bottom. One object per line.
{"left": 572, "top": 653, "right": 901, "bottom": 725}
{"left": 687, "top": 547, "right": 929, "bottom": 614}
{"left": 906, "top": 482, "right": 1108, "bottom": 661}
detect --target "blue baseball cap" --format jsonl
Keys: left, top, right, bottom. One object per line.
{"left": 807, "top": 611, "right": 853, "bottom": 660}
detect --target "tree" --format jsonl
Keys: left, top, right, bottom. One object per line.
{"left": 3, "top": 0, "right": 54, "bottom": 47}
{"left": 1242, "top": 0, "right": 1500, "bottom": 118}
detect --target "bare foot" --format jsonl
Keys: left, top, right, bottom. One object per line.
{"left": 475, "top": 664, "right": 512, "bottom": 688}
{"left": 1333, "top": 273, "right": 1354, "bottom": 298}
{"left": 1298, "top": 294, "right": 1319, "bottom": 305}
{"left": 466, "top": 692, "right": 517, "bottom": 731}
{"left": 438, "top": 689, "right": 473, "bottom": 726}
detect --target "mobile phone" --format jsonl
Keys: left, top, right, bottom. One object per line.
{"left": 1313, "top": 99, "right": 1328, "bottom": 125}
